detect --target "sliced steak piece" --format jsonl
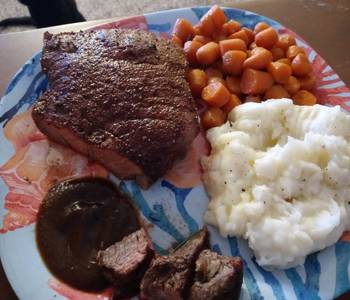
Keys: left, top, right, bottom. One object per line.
{"left": 189, "top": 250, "right": 243, "bottom": 300}
{"left": 97, "top": 228, "right": 154, "bottom": 299}
{"left": 140, "top": 255, "right": 192, "bottom": 300}
{"left": 140, "top": 227, "right": 209, "bottom": 300}
{"left": 32, "top": 29, "right": 199, "bottom": 188}
{"left": 171, "top": 226, "right": 210, "bottom": 259}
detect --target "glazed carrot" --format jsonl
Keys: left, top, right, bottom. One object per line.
{"left": 242, "top": 27, "right": 255, "bottom": 45}
{"left": 171, "top": 35, "right": 183, "bottom": 48}
{"left": 255, "top": 27, "right": 278, "bottom": 49}
{"left": 286, "top": 45, "right": 306, "bottom": 59}
{"left": 212, "top": 31, "right": 227, "bottom": 42}
{"left": 196, "top": 14, "right": 216, "bottom": 37}
{"left": 264, "top": 84, "right": 290, "bottom": 99}
{"left": 219, "top": 38, "right": 247, "bottom": 55}
{"left": 207, "top": 5, "right": 227, "bottom": 29}
{"left": 291, "top": 53, "right": 312, "bottom": 76}
{"left": 211, "top": 60, "right": 224, "bottom": 72}
{"left": 267, "top": 61, "right": 292, "bottom": 84}
{"left": 193, "top": 25, "right": 201, "bottom": 36}
{"left": 222, "top": 50, "right": 247, "bottom": 75}
{"left": 205, "top": 67, "right": 223, "bottom": 79}
{"left": 243, "top": 47, "right": 273, "bottom": 70}
{"left": 201, "top": 81, "right": 231, "bottom": 107}
{"left": 221, "top": 20, "right": 241, "bottom": 35}
{"left": 187, "top": 69, "right": 208, "bottom": 96}
{"left": 292, "top": 90, "right": 317, "bottom": 105}
{"left": 240, "top": 68, "right": 274, "bottom": 94}
{"left": 276, "top": 34, "right": 296, "bottom": 51}
{"left": 193, "top": 35, "right": 211, "bottom": 44}
{"left": 271, "top": 46, "right": 285, "bottom": 61}
{"left": 229, "top": 30, "right": 249, "bottom": 45}
{"left": 254, "top": 22, "right": 269, "bottom": 33}
{"left": 196, "top": 42, "right": 220, "bottom": 65}
{"left": 176, "top": 10, "right": 318, "bottom": 117}
{"left": 226, "top": 76, "right": 241, "bottom": 95}
{"left": 173, "top": 19, "right": 195, "bottom": 42}
{"left": 277, "top": 58, "right": 291, "bottom": 65}
{"left": 283, "top": 75, "right": 300, "bottom": 95}
{"left": 184, "top": 40, "right": 203, "bottom": 65}
{"left": 201, "top": 107, "right": 227, "bottom": 129}
{"left": 208, "top": 77, "right": 227, "bottom": 86}
{"left": 299, "top": 73, "right": 316, "bottom": 91}
{"left": 249, "top": 42, "right": 257, "bottom": 50}
{"left": 222, "top": 94, "right": 241, "bottom": 113}
{"left": 245, "top": 95, "right": 262, "bottom": 102}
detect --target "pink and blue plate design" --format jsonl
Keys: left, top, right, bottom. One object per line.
{"left": 1, "top": 6, "right": 350, "bottom": 300}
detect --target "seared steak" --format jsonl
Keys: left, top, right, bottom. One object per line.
{"left": 32, "top": 29, "right": 199, "bottom": 187}
{"left": 171, "top": 226, "right": 210, "bottom": 259}
{"left": 140, "top": 255, "right": 192, "bottom": 300}
{"left": 97, "top": 228, "right": 154, "bottom": 299}
{"left": 140, "top": 227, "right": 209, "bottom": 299}
{"left": 189, "top": 250, "right": 243, "bottom": 300}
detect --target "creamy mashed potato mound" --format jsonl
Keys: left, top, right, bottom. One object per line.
{"left": 202, "top": 99, "right": 350, "bottom": 268}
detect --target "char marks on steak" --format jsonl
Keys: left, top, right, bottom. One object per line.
{"left": 140, "top": 227, "right": 209, "bottom": 300}
{"left": 32, "top": 29, "right": 199, "bottom": 187}
{"left": 97, "top": 228, "right": 154, "bottom": 299}
{"left": 189, "top": 250, "right": 243, "bottom": 300}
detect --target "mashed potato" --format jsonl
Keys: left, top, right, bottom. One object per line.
{"left": 202, "top": 99, "right": 350, "bottom": 269}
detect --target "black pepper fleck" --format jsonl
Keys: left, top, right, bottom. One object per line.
{"left": 241, "top": 188, "right": 245, "bottom": 192}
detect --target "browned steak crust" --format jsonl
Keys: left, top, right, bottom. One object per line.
{"left": 189, "top": 250, "right": 243, "bottom": 300}
{"left": 97, "top": 228, "right": 154, "bottom": 299}
{"left": 140, "top": 227, "right": 209, "bottom": 300}
{"left": 32, "top": 29, "right": 199, "bottom": 187}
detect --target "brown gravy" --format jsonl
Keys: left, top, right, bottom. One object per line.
{"left": 36, "top": 177, "right": 140, "bottom": 292}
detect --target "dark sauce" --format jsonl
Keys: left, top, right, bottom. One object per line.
{"left": 36, "top": 177, "right": 141, "bottom": 292}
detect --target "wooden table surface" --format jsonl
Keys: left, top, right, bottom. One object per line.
{"left": 1, "top": 0, "right": 350, "bottom": 299}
